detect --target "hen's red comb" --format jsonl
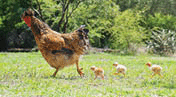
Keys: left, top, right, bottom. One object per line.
{"left": 24, "top": 17, "right": 31, "bottom": 27}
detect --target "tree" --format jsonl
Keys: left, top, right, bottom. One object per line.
{"left": 56, "top": 0, "right": 82, "bottom": 33}
{"left": 32, "top": 0, "right": 83, "bottom": 33}
{"left": 68, "top": 0, "right": 120, "bottom": 48}
{"left": 0, "top": 0, "right": 35, "bottom": 51}
{"left": 0, "top": 0, "right": 33, "bottom": 51}
{"left": 113, "top": 0, "right": 176, "bottom": 16}
{"left": 110, "top": 9, "right": 146, "bottom": 53}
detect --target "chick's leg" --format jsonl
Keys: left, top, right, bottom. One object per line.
{"left": 122, "top": 72, "right": 126, "bottom": 77}
{"left": 114, "top": 72, "right": 120, "bottom": 75}
{"left": 158, "top": 72, "right": 163, "bottom": 78}
{"left": 101, "top": 74, "right": 104, "bottom": 80}
{"left": 151, "top": 73, "right": 156, "bottom": 78}
{"left": 94, "top": 75, "right": 97, "bottom": 80}
{"left": 76, "top": 60, "right": 84, "bottom": 76}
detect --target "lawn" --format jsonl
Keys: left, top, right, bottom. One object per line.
{"left": 0, "top": 52, "right": 176, "bottom": 96}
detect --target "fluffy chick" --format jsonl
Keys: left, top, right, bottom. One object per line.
{"left": 146, "top": 62, "right": 163, "bottom": 78}
{"left": 113, "top": 62, "right": 127, "bottom": 77}
{"left": 90, "top": 66, "right": 104, "bottom": 80}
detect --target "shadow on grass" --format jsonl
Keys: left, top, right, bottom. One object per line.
{"left": 162, "top": 83, "right": 176, "bottom": 89}
{"left": 43, "top": 75, "right": 88, "bottom": 80}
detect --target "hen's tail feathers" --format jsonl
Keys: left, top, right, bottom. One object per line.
{"left": 77, "top": 25, "right": 89, "bottom": 36}
{"left": 80, "top": 25, "right": 86, "bottom": 29}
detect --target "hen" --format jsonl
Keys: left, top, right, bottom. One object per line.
{"left": 21, "top": 8, "right": 89, "bottom": 77}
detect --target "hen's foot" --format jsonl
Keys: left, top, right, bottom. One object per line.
{"left": 50, "top": 75, "right": 56, "bottom": 78}
{"left": 77, "top": 68, "right": 84, "bottom": 77}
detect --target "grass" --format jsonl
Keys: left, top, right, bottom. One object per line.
{"left": 0, "top": 52, "right": 176, "bottom": 96}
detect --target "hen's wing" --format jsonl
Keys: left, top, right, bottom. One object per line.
{"left": 40, "top": 32, "right": 65, "bottom": 51}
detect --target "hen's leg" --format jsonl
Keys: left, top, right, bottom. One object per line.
{"left": 76, "top": 60, "right": 84, "bottom": 76}
{"left": 52, "top": 67, "right": 59, "bottom": 77}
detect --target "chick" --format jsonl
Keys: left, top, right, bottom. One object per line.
{"left": 90, "top": 66, "right": 104, "bottom": 80}
{"left": 113, "top": 62, "right": 127, "bottom": 77}
{"left": 146, "top": 62, "right": 163, "bottom": 78}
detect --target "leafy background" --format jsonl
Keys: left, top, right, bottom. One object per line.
{"left": 0, "top": 0, "right": 176, "bottom": 55}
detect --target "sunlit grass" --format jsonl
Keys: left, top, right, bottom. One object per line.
{"left": 0, "top": 52, "right": 176, "bottom": 96}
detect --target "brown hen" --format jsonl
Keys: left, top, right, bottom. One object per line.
{"left": 21, "top": 8, "right": 89, "bottom": 77}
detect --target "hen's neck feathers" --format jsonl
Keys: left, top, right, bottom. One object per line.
{"left": 30, "top": 16, "right": 51, "bottom": 36}
{"left": 30, "top": 16, "right": 79, "bottom": 36}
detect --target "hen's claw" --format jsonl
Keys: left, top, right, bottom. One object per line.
{"left": 80, "top": 72, "right": 84, "bottom": 77}
{"left": 50, "top": 75, "right": 56, "bottom": 78}
{"left": 77, "top": 68, "right": 84, "bottom": 77}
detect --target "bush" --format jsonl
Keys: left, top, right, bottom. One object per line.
{"left": 144, "top": 13, "right": 176, "bottom": 31}
{"left": 147, "top": 29, "right": 176, "bottom": 55}
{"left": 69, "top": 0, "right": 120, "bottom": 48}
{"left": 109, "top": 9, "right": 146, "bottom": 54}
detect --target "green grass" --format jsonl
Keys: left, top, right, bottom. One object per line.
{"left": 0, "top": 52, "right": 176, "bottom": 96}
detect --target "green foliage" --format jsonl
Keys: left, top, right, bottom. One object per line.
{"left": 0, "top": 0, "right": 176, "bottom": 55}
{"left": 69, "top": 0, "right": 119, "bottom": 48}
{"left": 144, "top": 13, "right": 176, "bottom": 31}
{"left": 0, "top": 17, "right": 2, "bottom": 25}
{"left": 0, "top": 0, "right": 33, "bottom": 50}
{"left": 66, "top": 1, "right": 146, "bottom": 51}
{"left": 113, "top": 0, "right": 139, "bottom": 11}
{"left": 44, "top": 0, "right": 119, "bottom": 47}
{"left": 34, "top": 0, "right": 58, "bottom": 20}
{"left": 0, "top": 52, "right": 176, "bottom": 96}
{"left": 110, "top": 10, "right": 146, "bottom": 52}
{"left": 147, "top": 29, "right": 176, "bottom": 55}
{"left": 114, "top": 0, "right": 176, "bottom": 16}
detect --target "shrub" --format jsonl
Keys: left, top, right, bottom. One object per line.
{"left": 109, "top": 9, "right": 146, "bottom": 54}
{"left": 147, "top": 29, "right": 176, "bottom": 55}
{"left": 144, "top": 13, "right": 176, "bottom": 31}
